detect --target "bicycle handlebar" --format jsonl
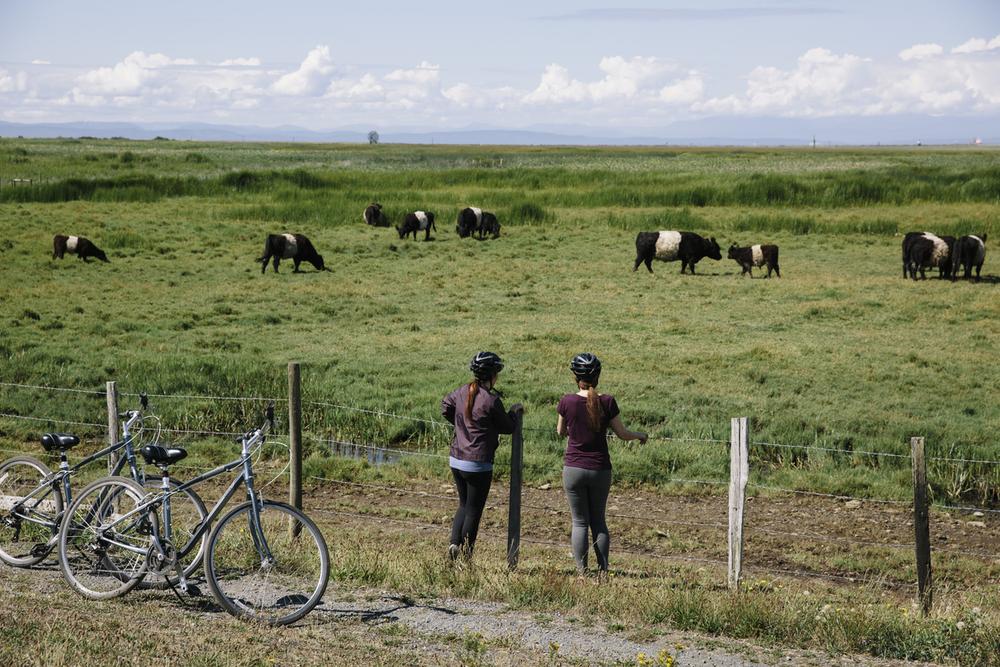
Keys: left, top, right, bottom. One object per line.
{"left": 234, "top": 401, "right": 276, "bottom": 445}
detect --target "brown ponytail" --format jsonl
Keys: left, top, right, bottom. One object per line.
{"left": 465, "top": 380, "right": 479, "bottom": 420}
{"left": 579, "top": 380, "right": 603, "bottom": 432}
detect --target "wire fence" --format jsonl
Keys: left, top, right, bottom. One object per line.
{"left": 2, "top": 378, "right": 999, "bottom": 595}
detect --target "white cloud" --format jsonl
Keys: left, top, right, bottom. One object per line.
{"left": 76, "top": 51, "right": 195, "bottom": 95}
{"left": 524, "top": 56, "right": 679, "bottom": 104}
{"left": 899, "top": 43, "right": 943, "bottom": 61}
{"left": 952, "top": 34, "right": 1000, "bottom": 54}
{"left": 218, "top": 57, "right": 262, "bottom": 67}
{"left": 31, "top": 59, "right": 50, "bottom": 65}
{"left": 0, "top": 69, "right": 28, "bottom": 93}
{"left": 385, "top": 61, "right": 440, "bottom": 85}
{"left": 326, "top": 73, "right": 384, "bottom": 101}
{"left": 660, "top": 71, "right": 704, "bottom": 104}
{"left": 272, "top": 46, "right": 333, "bottom": 95}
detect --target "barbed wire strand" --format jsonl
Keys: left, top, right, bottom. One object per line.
{"left": 0, "top": 381, "right": 106, "bottom": 396}
{"left": 0, "top": 412, "right": 109, "bottom": 429}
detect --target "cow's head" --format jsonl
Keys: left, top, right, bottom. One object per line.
{"left": 707, "top": 237, "right": 722, "bottom": 260}
{"left": 395, "top": 224, "right": 406, "bottom": 239}
{"left": 94, "top": 247, "right": 110, "bottom": 263}
{"left": 727, "top": 244, "right": 739, "bottom": 259}
{"left": 313, "top": 253, "right": 327, "bottom": 271}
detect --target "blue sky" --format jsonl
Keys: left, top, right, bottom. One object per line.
{"left": 1, "top": 1, "right": 998, "bottom": 131}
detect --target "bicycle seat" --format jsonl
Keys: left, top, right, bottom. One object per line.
{"left": 40, "top": 433, "right": 80, "bottom": 452}
{"left": 140, "top": 445, "right": 188, "bottom": 466}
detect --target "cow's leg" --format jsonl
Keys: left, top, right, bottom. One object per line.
{"left": 975, "top": 262, "right": 982, "bottom": 281}
{"left": 632, "top": 256, "right": 641, "bottom": 272}
{"left": 644, "top": 257, "right": 653, "bottom": 273}
{"left": 272, "top": 257, "right": 280, "bottom": 273}
{"left": 260, "top": 254, "right": 269, "bottom": 274}
{"left": 689, "top": 261, "right": 697, "bottom": 275}
{"left": 293, "top": 259, "right": 302, "bottom": 273}
{"left": 774, "top": 263, "right": 780, "bottom": 278}
{"left": 680, "top": 260, "right": 687, "bottom": 274}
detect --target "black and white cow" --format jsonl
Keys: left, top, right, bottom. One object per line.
{"left": 456, "top": 207, "right": 485, "bottom": 238}
{"left": 52, "top": 235, "right": 109, "bottom": 263}
{"left": 951, "top": 234, "right": 987, "bottom": 281}
{"left": 633, "top": 231, "right": 722, "bottom": 274}
{"left": 258, "top": 233, "right": 327, "bottom": 274}
{"left": 904, "top": 231, "right": 955, "bottom": 280}
{"left": 727, "top": 243, "right": 780, "bottom": 278}
{"left": 397, "top": 211, "right": 436, "bottom": 241}
{"left": 363, "top": 202, "right": 389, "bottom": 227}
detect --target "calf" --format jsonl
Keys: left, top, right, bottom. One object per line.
{"left": 456, "top": 207, "right": 484, "bottom": 238}
{"left": 633, "top": 231, "right": 722, "bottom": 274}
{"left": 52, "top": 235, "right": 109, "bottom": 263}
{"left": 904, "top": 232, "right": 954, "bottom": 280}
{"left": 728, "top": 243, "right": 780, "bottom": 278}
{"left": 363, "top": 202, "right": 389, "bottom": 227}
{"left": 951, "top": 234, "right": 987, "bottom": 281}
{"left": 258, "top": 233, "right": 327, "bottom": 273}
{"left": 397, "top": 211, "right": 436, "bottom": 241}
{"left": 477, "top": 212, "right": 500, "bottom": 239}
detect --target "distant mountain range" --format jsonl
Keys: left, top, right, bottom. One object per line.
{"left": 0, "top": 115, "right": 996, "bottom": 146}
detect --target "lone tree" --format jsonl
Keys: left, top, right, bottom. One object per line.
{"left": 368, "top": 130, "right": 379, "bottom": 145}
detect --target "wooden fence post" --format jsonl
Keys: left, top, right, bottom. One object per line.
{"left": 288, "top": 362, "right": 303, "bottom": 538}
{"left": 728, "top": 416, "right": 749, "bottom": 591}
{"left": 911, "top": 436, "right": 932, "bottom": 615}
{"left": 507, "top": 406, "right": 524, "bottom": 571}
{"left": 106, "top": 381, "right": 119, "bottom": 474}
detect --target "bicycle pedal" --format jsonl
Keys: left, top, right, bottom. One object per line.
{"left": 29, "top": 543, "right": 49, "bottom": 557}
{"left": 185, "top": 583, "right": 202, "bottom": 597}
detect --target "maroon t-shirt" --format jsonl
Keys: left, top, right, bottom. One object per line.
{"left": 558, "top": 393, "right": 619, "bottom": 470}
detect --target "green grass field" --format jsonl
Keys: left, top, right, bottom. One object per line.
{"left": 0, "top": 139, "right": 998, "bottom": 506}
{"left": 1, "top": 138, "right": 999, "bottom": 665}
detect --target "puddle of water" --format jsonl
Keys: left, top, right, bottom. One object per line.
{"left": 325, "top": 441, "right": 401, "bottom": 466}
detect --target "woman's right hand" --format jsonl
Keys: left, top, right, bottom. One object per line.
{"left": 635, "top": 432, "right": 648, "bottom": 445}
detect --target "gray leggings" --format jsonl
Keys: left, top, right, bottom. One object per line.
{"left": 562, "top": 466, "right": 612, "bottom": 572}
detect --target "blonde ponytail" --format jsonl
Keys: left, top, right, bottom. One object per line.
{"left": 465, "top": 380, "right": 479, "bottom": 420}
{"left": 580, "top": 381, "right": 602, "bottom": 432}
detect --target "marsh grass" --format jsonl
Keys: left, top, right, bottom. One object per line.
{"left": 0, "top": 140, "right": 998, "bottom": 507}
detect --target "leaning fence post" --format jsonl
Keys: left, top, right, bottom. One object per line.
{"left": 911, "top": 436, "right": 932, "bottom": 615}
{"left": 106, "top": 381, "right": 120, "bottom": 474}
{"left": 728, "top": 416, "right": 749, "bottom": 590}
{"left": 288, "top": 362, "right": 303, "bottom": 538}
{"left": 507, "top": 406, "right": 524, "bottom": 571}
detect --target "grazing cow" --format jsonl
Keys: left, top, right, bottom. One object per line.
{"left": 363, "top": 202, "right": 389, "bottom": 227}
{"left": 633, "top": 231, "right": 722, "bottom": 274}
{"left": 477, "top": 212, "right": 501, "bottom": 239}
{"left": 52, "top": 235, "right": 109, "bottom": 263}
{"left": 258, "top": 233, "right": 327, "bottom": 274}
{"left": 728, "top": 243, "right": 780, "bottom": 278}
{"left": 951, "top": 234, "right": 987, "bottom": 281}
{"left": 397, "top": 211, "right": 436, "bottom": 241}
{"left": 904, "top": 232, "right": 955, "bottom": 280}
{"left": 456, "top": 207, "right": 484, "bottom": 238}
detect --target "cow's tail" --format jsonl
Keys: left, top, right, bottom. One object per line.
{"left": 257, "top": 236, "right": 271, "bottom": 262}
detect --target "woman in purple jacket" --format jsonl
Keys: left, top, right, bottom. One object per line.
{"left": 442, "top": 351, "right": 522, "bottom": 561}
{"left": 557, "top": 353, "right": 647, "bottom": 574}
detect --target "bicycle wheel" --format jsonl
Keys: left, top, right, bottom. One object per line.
{"left": 58, "top": 476, "right": 152, "bottom": 600}
{"left": 138, "top": 479, "right": 208, "bottom": 589}
{"left": 0, "top": 456, "right": 63, "bottom": 567}
{"left": 205, "top": 500, "right": 329, "bottom": 625}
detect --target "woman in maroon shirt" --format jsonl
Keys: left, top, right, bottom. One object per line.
{"left": 442, "top": 351, "right": 522, "bottom": 561}
{"left": 556, "top": 353, "right": 647, "bottom": 574}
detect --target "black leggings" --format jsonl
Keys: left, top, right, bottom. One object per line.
{"left": 450, "top": 468, "right": 493, "bottom": 552}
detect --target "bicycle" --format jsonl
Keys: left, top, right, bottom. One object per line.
{"left": 58, "top": 404, "right": 329, "bottom": 626}
{"left": 0, "top": 395, "right": 206, "bottom": 585}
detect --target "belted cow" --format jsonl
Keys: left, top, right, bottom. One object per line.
{"left": 728, "top": 243, "right": 780, "bottom": 278}
{"left": 397, "top": 211, "right": 436, "bottom": 240}
{"left": 903, "top": 231, "right": 955, "bottom": 280}
{"left": 633, "top": 231, "right": 722, "bottom": 274}
{"left": 477, "top": 212, "right": 501, "bottom": 239}
{"left": 52, "top": 235, "right": 109, "bottom": 263}
{"left": 363, "top": 202, "right": 389, "bottom": 227}
{"left": 456, "top": 207, "right": 486, "bottom": 238}
{"left": 258, "top": 233, "right": 327, "bottom": 273}
{"left": 951, "top": 234, "right": 987, "bottom": 281}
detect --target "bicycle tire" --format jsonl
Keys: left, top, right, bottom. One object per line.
{"left": 204, "top": 500, "right": 329, "bottom": 625}
{"left": 58, "top": 476, "right": 153, "bottom": 600}
{"left": 0, "top": 455, "right": 63, "bottom": 567}
{"left": 138, "top": 478, "right": 208, "bottom": 590}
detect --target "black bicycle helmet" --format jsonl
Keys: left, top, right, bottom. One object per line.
{"left": 570, "top": 352, "right": 602, "bottom": 382}
{"left": 470, "top": 351, "right": 504, "bottom": 380}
